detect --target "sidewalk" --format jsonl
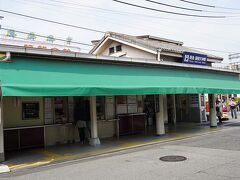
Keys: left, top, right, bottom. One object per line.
{"left": 4, "top": 119, "right": 240, "bottom": 171}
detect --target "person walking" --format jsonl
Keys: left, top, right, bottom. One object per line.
{"left": 216, "top": 100, "right": 222, "bottom": 124}
{"left": 230, "top": 98, "right": 237, "bottom": 119}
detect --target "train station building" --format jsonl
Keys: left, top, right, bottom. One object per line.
{"left": 0, "top": 34, "right": 240, "bottom": 162}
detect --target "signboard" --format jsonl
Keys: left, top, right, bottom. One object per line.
{"left": 182, "top": 52, "right": 207, "bottom": 65}
{"left": 189, "top": 94, "right": 199, "bottom": 108}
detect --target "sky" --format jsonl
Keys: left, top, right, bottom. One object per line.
{"left": 0, "top": 0, "right": 240, "bottom": 65}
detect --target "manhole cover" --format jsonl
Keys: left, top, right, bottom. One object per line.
{"left": 159, "top": 155, "right": 187, "bottom": 162}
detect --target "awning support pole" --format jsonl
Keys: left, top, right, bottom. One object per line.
{"left": 89, "top": 96, "right": 101, "bottom": 146}
{"left": 163, "top": 94, "right": 168, "bottom": 123}
{"left": 156, "top": 95, "right": 165, "bottom": 135}
{"left": 208, "top": 94, "right": 217, "bottom": 127}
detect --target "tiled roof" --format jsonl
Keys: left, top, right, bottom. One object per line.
{"left": 93, "top": 32, "right": 223, "bottom": 61}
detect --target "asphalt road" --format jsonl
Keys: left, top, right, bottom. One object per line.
{"left": 2, "top": 123, "right": 240, "bottom": 180}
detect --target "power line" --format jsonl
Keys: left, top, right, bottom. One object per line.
{"left": 36, "top": 0, "right": 239, "bottom": 17}
{"left": 180, "top": 0, "right": 214, "bottom": 8}
{"left": 180, "top": 0, "right": 240, "bottom": 11}
{"left": 188, "top": 46, "right": 240, "bottom": 54}
{"left": 146, "top": 0, "right": 240, "bottom": 14}
{"left": 1, "top": 27, "right": 238, "bottom": 55}
{"left": 5, "top": 0, "right": 240, "bottom": 47}
{"left": 0, "top": 34, "right": 91, "bottom": 52}
{"left": 2, "top": 25, "right": 238, "bottom": 54}
{"left": 10, "top": 0, "right": 240, "bottom": 26}
{"left": 0, "top": 6, "right": 238, "bottom": 55}
{"left": 11, "top": 0, "right": 176, "bottom": 35}
{"left": 0, "top": 9, "right": 105, "bottom": 34}
{"left": 113, "top": 0, "right": 226, "bottom": 18}
{"left": 1, "top": 27, "right": 93, "bottom": 47}
{"left": 146, "top": 0, "right": 201, "bottom": 12}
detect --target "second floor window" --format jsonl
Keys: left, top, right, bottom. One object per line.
{"left": 116, "top": 45, "right": 122, "bottom": 52}
{"left": 109, "top": 47, "right": 114, "bottom": 54}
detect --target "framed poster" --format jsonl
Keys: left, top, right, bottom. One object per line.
{"left": 105, "top": 96, "right": 115, "bottom": 119}
{"left": 44, "top": 97, "right": 53, "bottom": 124}
{"left": 128, "top": 104, "right": 137, "bottom": 113}
{"left": 117, "top": 104, "right": 127, "bottom": 114}
{"left": 22, "top": 102, "right": 39, "bottom": 120}
{"left": 189, "top": 94, "right": 199, "bottom": 108}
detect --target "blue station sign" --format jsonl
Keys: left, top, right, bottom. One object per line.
{"left": 182, "top": 52, "right": 207, "bottom": 65}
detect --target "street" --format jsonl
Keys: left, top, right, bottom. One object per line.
{"left": 1, "top": 123, "right": 240, "bottom": 180}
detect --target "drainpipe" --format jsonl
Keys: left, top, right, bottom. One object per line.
{"left": 157, "top": 49, "right": 162, "bottom": 61}
{"left": 1, "top": 52, "right": 11, "bottom": 62}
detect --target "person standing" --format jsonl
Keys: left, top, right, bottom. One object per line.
{"left": 230, "top": 98, "right": 237, "bottom": 119}
{"left": 216, "top": 100, "right": 222, "bottom": 124}
{"left": 76, "top": 120, "right": 86, "bottom": 144}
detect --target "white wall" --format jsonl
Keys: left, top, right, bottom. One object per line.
{"left": 98, "top": 121, "right": 116, "bottom": 138}
{"left": 45, "top": 124, "right": 79, "bottom": 146}
{"left": 100, "top": 41, "right": 156, "bottom": 60}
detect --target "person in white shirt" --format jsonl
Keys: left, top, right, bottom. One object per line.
{"left": 76, "top": 120, "right": 86, "bottom": 144}
{"left": 230, "top": 98, "right": 237, "bottom": 119}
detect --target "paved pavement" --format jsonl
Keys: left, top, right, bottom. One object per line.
{"left": 1, "top": 119, "right": 240, "bottom": 179}
{"left": 4, "top": 120, "right": 228, "bottom": 170}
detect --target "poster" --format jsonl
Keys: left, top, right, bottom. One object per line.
{"left": 189, "top": 94, "right": 199, "bottom": 108}
{"left": 105, "top": 96, "right": 115, "bottom": 119}
{"left": 128, "top": 104, "right": 137, "bottom": 113}
{"left": 116, "top": 96, "right": 127, "bottom": 104}
{"left": 127, "top": 95, "right": 137, "bottom": 104}
{"left": 44, "top": 97, "right": 53, "bottom": 124}
{"left": 117, "top": 104, "right": 127, "bottom": 114}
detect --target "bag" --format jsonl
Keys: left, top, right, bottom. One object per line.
{"left": 216, "top": 106, "right": 219, "bottom": 112}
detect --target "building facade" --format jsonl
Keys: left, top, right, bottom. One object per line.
{"left": 0, "top": 38, "right": 239, "bottom": 162}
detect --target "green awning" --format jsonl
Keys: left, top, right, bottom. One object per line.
{"left": 0, "top": 57, "right": 240, "bottom": 96}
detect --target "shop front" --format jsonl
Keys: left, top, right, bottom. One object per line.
{"left": 1, "top": 46, "right": 240, "bottom": 162}
{"left": 97, "top": 95, "right": 147, "bottom": 138}
{"left": 3, "top": 96, "right": 77, "bottom": 151}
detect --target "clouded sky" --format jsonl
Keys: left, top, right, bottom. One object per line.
{"left": 0, "top": 0, "right": 240, "bottom": 64}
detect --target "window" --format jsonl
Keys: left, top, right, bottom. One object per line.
{"left": 22, "top": 102, "right": 39, "bottom": 120}
{"left": 54, "top": 97, "right": 68, "bottom": 124}
{"left": 116, "top": 95, "right": 142, "bottom": 114}
{"left": 109, "top": 47, "right": 114, "bottom": 54}
{"left": 116, "top": 96, "right": 127, "bottom": 114}
{"left": 116, "top": 45, "right": 122, "bottom": 52}
{"left": 105, "top": 96, "right": 115, "bottom": 119}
